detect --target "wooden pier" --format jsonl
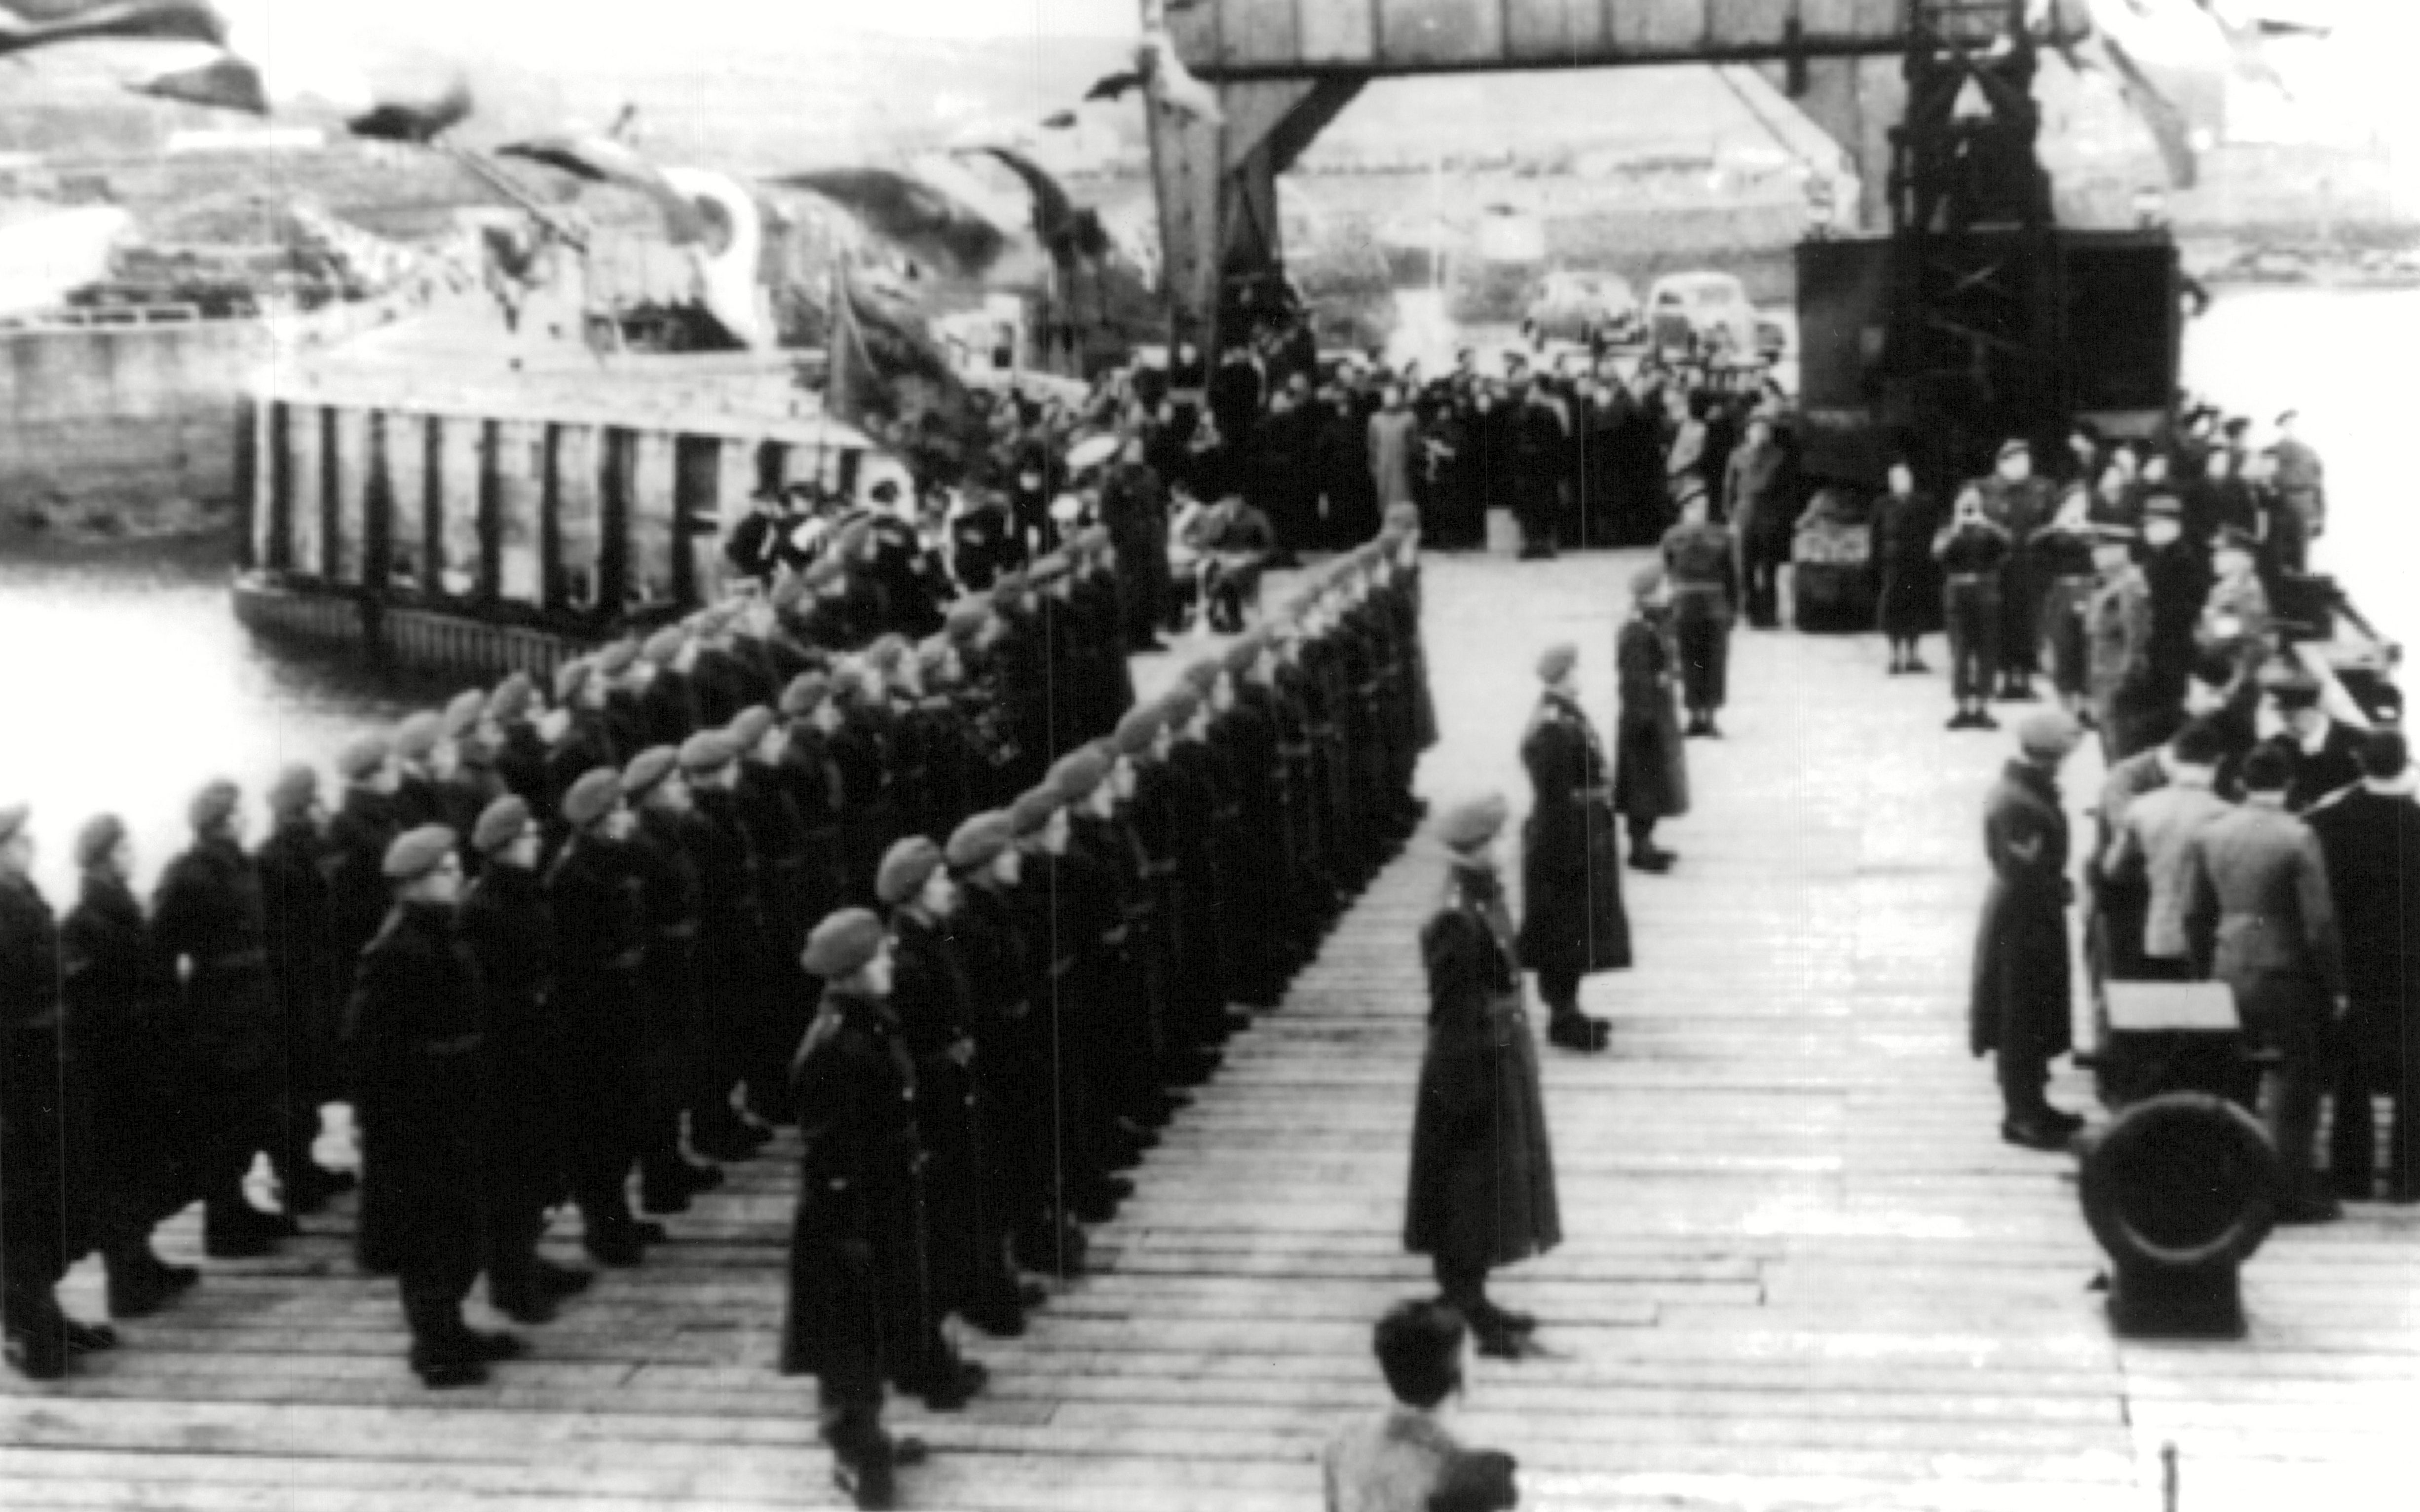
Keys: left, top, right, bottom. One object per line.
{"left": 5, "top": 553, "right": 2410, "bottom": 1511}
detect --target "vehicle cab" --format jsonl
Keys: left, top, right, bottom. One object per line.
{"left": 1646, "top": 271, "right": 1758, "bottom": 359}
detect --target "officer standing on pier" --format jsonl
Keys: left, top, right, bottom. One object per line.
{"left": 1658, "top": 481, "right": 1736, "bottom": 738}
{"left": 1517, "top": 644, "right": 1625, "bottom": 1054}
{"left": 1971, "top": 710, "right": 2087, "bottom": 1151}
{"left": 1935, "top": 489, "right": 2012, "bottom": 732}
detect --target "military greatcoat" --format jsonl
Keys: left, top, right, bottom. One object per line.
{"left": 1516, "top": 691, "right": 1632, "bottom": 978}
{"left": 1405, "top": 865, "right": 1561, "bottom": 1270}
{"left": 1969, "top": 760, "right": 2075, "bottom": 1063}
{"left": 1613, "top": 612, "right": 1690, "bottom": 824}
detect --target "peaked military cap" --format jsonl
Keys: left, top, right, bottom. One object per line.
{"left": 472, "top": 796, "right": 532, "bottom": 856}
{"left": 561, "top": 768, "right": 622, "bottom": 829}
{"left": 802, "top": 907, "right": 885, "bottom": 978}
{"left": 382, "top": 824, "right": 458, "bottom": 881}
{"left": 679, "top": 731, "right": 739, "bottom": 774}
{"left": 335, "top": 732, "right": 391, "bottom": 782}
{"left": 392, "top": 711, "right": 445, "bottom": 762}
{"left": 945, "top": 812, "right": 1014, "bottom": 872}
{"left": 875, "top": 836, "right": 944, "bottom": 905}
{"left": 623, "top": 746, "right": 680, "bottom": 798}
{"left": 1435, "top": 794, "right": 1509, "bottom": 852}
{"left": 1996, "top": 438, "right": 2031, "bottom": 461}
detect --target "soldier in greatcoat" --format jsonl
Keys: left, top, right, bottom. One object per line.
{"left": 780, "top": 909, "right": 961, "bottom": 1511}
{"left": 1970, "top": 711, "right": 2086, "bottom": 1152}
{"left": 944, "top": 812, "right": 1054, "bottom": 1292}
{"left": 1871, "top": 458, "right": 1940, "bottom": 673}
{"left": 61, "top": 815, "right": 199, "bottom": 1320}
{"left": 1, "top": 806, "right": 115, "bottom": 1380}
{"left": 153, "top": 779, "right": 298, "bottom": 1256}
{"left": 460, "top": 797, "right": 590, "bottom": 1323}
{"left": 1613, "top": 566, "right": 1689, "bottom": 874}
{"left": 1516, "top": 644, "right": 1626, "bottom": 1054}
{"left": 1405, "top": 796, "right": 1560, "bottom": 1362}
{"left": 543, "top": 768, "right": 658, "bottom": 1267}
{"left": 1658, "top": 482, "right": 1737, "bottom": 737}
{"left": 324, "top": 734, "right": 405, "bottom": 1010}
{"left": 256, "top": 763, "right": 353, "bottom": 1213}
{"left": 678, "top": 731, "right": 777, "bottom": 1162}
{"left": 347, "top": 826, "right": 522, "bottom": 1388}
{"left": 621, "top": 746, "right": 723, "bottom": 1213}
{"left": 730, "top": 704, "right": 812, "bottom": 1124}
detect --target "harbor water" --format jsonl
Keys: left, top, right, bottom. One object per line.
{"left": 1, "top": 284, "right": 2412, "bottom": 899}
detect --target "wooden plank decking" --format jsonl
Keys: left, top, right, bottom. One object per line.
{"left": 6, "top": 552, "right": 2412, "bottom": 1511}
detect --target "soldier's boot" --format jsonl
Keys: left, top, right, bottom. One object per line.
{"left": 689, "top": 1102, "right": 770, "bottom": 1163}
{"left": 203, "top": 1187, "right": 294, "bottom": 1258}
{"left": 105, "top": 1238, "right": 200, "bottom": 1320}
{"left": 2, "top": 1287, "right": 69, "bottom": 1381}
{"left": 403, "top": 1294, "right": 486, "bottom": 1390}
{"left": 827, "top": 1412, "right": 928, "bottom": 1512}
{"left": 638, "top": 1152, "right": 722, "bottom": 1215}
{"left": 1547, "top": 1009, "right": 1611, "bottom": 1054}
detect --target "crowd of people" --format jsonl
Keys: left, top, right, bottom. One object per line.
{"left": 1953, "top": 402, "right": 2412, "bottom": 1227}
{"left": 0, "top": 485, "right": 1438, "bottom": 1507}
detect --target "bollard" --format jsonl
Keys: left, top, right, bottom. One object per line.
{"left": 2078, "top": 1092, "right": 2277, "bottom": 1339}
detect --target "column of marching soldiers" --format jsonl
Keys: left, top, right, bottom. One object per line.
{"left": 0, "top": 513, "right": 1437, "bottom": 1435}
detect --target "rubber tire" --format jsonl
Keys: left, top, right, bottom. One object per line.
{"left": 2079, "top": 1092, "right": 2278, "bottom": 1272}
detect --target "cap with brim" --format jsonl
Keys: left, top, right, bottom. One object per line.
{"left": 1066, "top": 433, "right": 1120, "bottom": 475}
{"left": 1434, "top": 794, "right": 1509, "bottom": 852}
{"left": 623, "top": 746, "right": 679, "bottom": 798}
{"left": 472, "top": 796, "right": 532, "bottom": 856}
{"left": 801, "top": 907, "right": 885, "bottom": 978}
{"left": 1997, "top": 439, "right": 2031, "bottom": 461}
{"left": 2016, "top": 709, "right": 2083, "bottom": 758}
{"left": 1536, "top": 642, "right": 1578, "bottom": 684}
{"left": 189, "top": 778, "right": 239, "bottom": 834}
{"left": 2142, "top": 493, "right": 2184, "bottom": 519}
{"left": 2091, "top": 524, "right": 2139, "bottom": 547}
{"left": 561, "top": 768, "right": 622, "bottom": 828}
{"left": 679, "top": 731, "right": 739, "bottom": 774}
{"left": 393, "top": 712, "right": 445, "bottom": 762}
{"left": 382, "top": 824, "right": 458, "bottom": 881}
{"left": 73, "top": 813, "right": 125, "bottom": 872}
{"left": 2212, "top": 526, "right": 2257, "bottom": 554}
{"left": 1007, "top": 786, "right": 1061, "bottom": 837}
{"left": 945, "top": 812, "right": 1014, "bottom": 872}
{"left": 2261, "top": 665, "right": 2323, "bottom": 705}
{"left": 875, "top": 836, "right": 944, "bottom": 906}
{"left": 728, "top": 706, "right": 776, "bottom": 751}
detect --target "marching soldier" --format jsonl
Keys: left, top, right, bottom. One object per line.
{"left": 348, "top": 825, "right": 522, "bottom": 1388}
{"left": 460, "top": 797, "right": 591, "bottom": 1323}
{"left": 1659, "top": 481, "right": 1737, "bottom": 737}
{"left": 1406, "top": 795, "right": 1560, "bottom": 1361}
{"left": 1517, "top": 645, "right": 1627, "bottom": 1054}
{"left": 60, "top": 815, "right": 198, "bottom": 1320}
{"left": 154, "top": 780, "right": 300, "bottom": 1256}
{"left": 543, "top": 769, "right": 658, "bottom": 1267}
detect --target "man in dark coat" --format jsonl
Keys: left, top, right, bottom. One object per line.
{"left": 153, "top": 779, "right": 298, "bottom": 1256}
{"left": 1509, "top": 381, "right": 1567, "bottom": 560}
{"left": 1723, "top": 415, "right": 1793, "bottom": 628}
{"left": 1, "top": 806, "right": 115, "bottom": 1380}
{"left": 1407, "top": 796, "right": 1559, "bottom": 1361}
{"left": 1099, "top": 441, "right": 1172, "bottom": 651}
{"left": 1973, "top": 439, "right": 2058, "bottom": 701}
{"left": 1970, "top": 711, "right": 2085, "bottom": 1150}
{"left": 256, "top": 764, "right": 353, "bottom": 1214}
{"left": 1516, "top": 644, "right": 1627, "bottom": 1054}
{"left": 323, "top": 734, "right": 404, "bottom": 1006}
{"left": 677, "top": 731, "right": 778, "bottom": 1162}
{"left": 2182, "top": 744, "right": 2348, "bottom": 1222}
{"left": 1613, "top": 567, "right": 1689, "bottom": 874}
{"left": 1935, "top": 488, "right": 2013, "bottom": 731}
{"left": 1659, "top": 483, "right": 1737, "bottom": 737}
{"left": 621, "top": 747, "right": 723, "bottom": 1214}
{"left": 2139, "top": 496, "right": 2211, "bottom": 718}
{"left": 459, "top": 798, "right": 590, "bottom": 1323}
{"left": 543, "top": 769, "right": 657, "bottom": 1268}
{"left": 347, "top": 826, "right": 523, "bottom": 1387}
{"left": 2305, "top": 731, "right": 2420, "bottom": 1203}
{"left": 780, "top": 910, "right": 959, "bottom": 1511}
{"left": 944, "top": 812, "right": 1053, "bottom": 1284}
{"left": 60, "top": 815, "right": 198, "bottom": 1321}
{"left": 2262, "top": 670, "right": 2366, "bottom": 813}
{"left": 1871, "top": 458, "right": 1939, "bottom": 672}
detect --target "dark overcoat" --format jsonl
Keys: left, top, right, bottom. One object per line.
{"left": 1613, "top": 614, "right": 1690, "bottom": 823}
{"left": 1969, "top": 760, "right": 2075, "bottom": 1061}
{"left": 1516, "top": 692, "right": 1632, "bottom": 977}
{"left": 1404, "top": 867, "right": 1561, "bottom": 1269}
{"left": 151, "top": 837, "right": 281, "bottom": 1078}
{"left": 257, "top": 816, "right": 345, "bottom": 1109}
{"left": 779, "top": 988, "right": 924, "bottom": 1396}
{"left": 459, "top": 861, "right": 565, "bottom": 1215}
{"left": 60, "top": 874, "right": 184, "bottom": 1228}
{"left": 346, "top": 900, "right": 486, "bottom": 1283}
{"left": 2, "top": 873, "right": 90, "bottom": 1281}
{"left": 2305, "top": 784, "right": 2420, "bottom": 1068}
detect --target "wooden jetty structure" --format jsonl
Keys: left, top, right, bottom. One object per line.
{"left": 5, "top": 552, "right": 2408, "bottom": 1511}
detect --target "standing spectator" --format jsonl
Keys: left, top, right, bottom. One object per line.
{"left": 61, "top": 815, "right": 200, "bottom": 1320}
{"left": 2029, "top": 488, "right": 2101, "bottom": 719}
{"left": 2260, "top": 669, "right": 2364, "bottom": 813}
{"left": 1322, "top": 1301, "right": 1472, "bottom": 1512}
{"left": 1662, "top": 386, "right": 1706, "bottom": 515}
{"left": 2101, "top": 718, "right": 2234, "bottom": 980}
{"left": 1871, "top": 457, "right": 1939, "bottom": 675}
{"left": 1099, "top": 437, "right": 1172, "bottom": 652}
{"left": 1723, "top": 415, "right": 1792, "bottom": 628}
{"left": 2305, "top": 730, "right": 2420, "bottom": 1203}
{"left": 1974, "top": 440, "right": 2056, "bottom": 701}
{"left": 1971, "top": 710, "right": 2086, "bottom": 1151}
{"left": 1934, "top": 488, "right": 2011, "bottom": 731}
{"left": 1509, "top": 378, "right": 1566, "bottom": 560}
{"left": 2083, "top": 528, "right": 2160, "bottom": 761}
{"left": 1613, "top": 565, "right": 1688, "bottom": 874}
{"left": 1369, "top": 384, "right": 1418, "bottom": 517}
{"left": 1409, "top": 799, "right": 1560, "bottom": 1357}
{"left": 2181, "top": 744, "right": 2347, "bottom": 1223}
{"left": 1659, "top": 483, "right": 1737, "bottom": 737}
{"left": 2139, "top": 494, "right": 2211, "bottom": 737}
{"left": 2269, "top": 409, "right": 2325, "bottom": 545}
{"left": 1515, "top": 648, "right": 1626, "bottom": 1053}
{"left": 1319, "top": 383, "right": 1380, "bottom": 550}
